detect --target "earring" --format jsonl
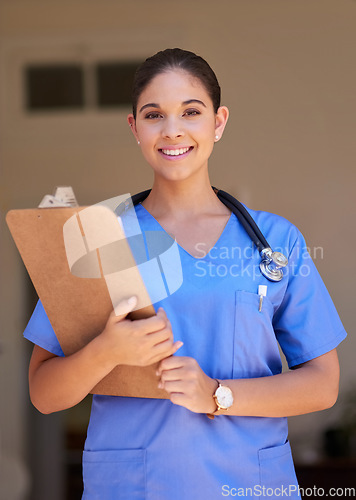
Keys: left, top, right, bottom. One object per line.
{"left": 215, "top": 135, "right": 219, "bottom": 141}
{"left": 137, "top": 141, "right": 140, "bottom": 145}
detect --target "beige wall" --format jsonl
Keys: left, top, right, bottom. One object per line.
{"left": 1, "top": 0, "right": 355, "bottom": 494}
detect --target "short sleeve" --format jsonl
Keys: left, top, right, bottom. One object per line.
{"left": 273, "top": 229, "right": 347, "bottom": 368}
{"left": 23, "top": 300, "right": 65, "bottom": 357}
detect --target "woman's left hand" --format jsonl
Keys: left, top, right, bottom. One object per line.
{"left": 157, "top": 356, "right": 218, "bottom": 414}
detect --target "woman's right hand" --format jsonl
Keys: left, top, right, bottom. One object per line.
{"left": 28, "top": 296, "right": 182, "bottom": 414}
{"left": 99, "top": 296, "right": 183, "bottom": 368}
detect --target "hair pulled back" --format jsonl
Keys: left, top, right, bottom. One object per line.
{"left": 132, "top": 48, "right": 221, "bottom": 119}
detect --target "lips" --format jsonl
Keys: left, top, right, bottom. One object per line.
{"left": 159, "top": 146, "right": 193, "bottom": 157}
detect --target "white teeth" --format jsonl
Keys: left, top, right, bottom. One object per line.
{"left": 161, "top": 147, "right": 190, "bottom": 156}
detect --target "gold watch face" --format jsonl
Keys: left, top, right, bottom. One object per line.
{"left": 215, "top": 385, "right": 234, "bottom": 409}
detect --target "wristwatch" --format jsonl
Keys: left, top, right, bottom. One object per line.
{"left": 207, "top": 379, "right": 234, "bottom": 419}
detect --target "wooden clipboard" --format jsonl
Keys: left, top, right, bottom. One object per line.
{"left": 6, "top": 207, "right": 169, "bottom": 398}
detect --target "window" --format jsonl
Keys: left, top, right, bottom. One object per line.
{"left": 96, "top": 61, "right": 140, "bottom": 108}
{"left": 25, "top": 64, "right": 84, "bottom": 111}
{"left": 24, "top": 60, "right": 142, "bottom": 112}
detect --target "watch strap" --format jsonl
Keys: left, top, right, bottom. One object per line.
{"left": 207, "top": 379, "right": 223, "bottom": 420}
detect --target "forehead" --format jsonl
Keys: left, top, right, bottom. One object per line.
{"left": 137, "top": 69, "right": 212, "bottom": 107}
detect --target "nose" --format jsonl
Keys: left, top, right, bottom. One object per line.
{"left": 161, "top": 116, "right": 184, "bottom": 139}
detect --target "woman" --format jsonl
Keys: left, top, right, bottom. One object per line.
{"left": 24, "top": 48, "right": 346, "bottom": 499}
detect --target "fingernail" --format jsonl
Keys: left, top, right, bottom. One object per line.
{"left": 177, "top": 341, "right": 184, "bottom": 349}
{"left": 127, "top": 296, "right": 137, "bottom": 306}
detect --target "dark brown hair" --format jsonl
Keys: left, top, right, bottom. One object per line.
{"left": 132, "top": 48, "right": 221, "bottom": 119}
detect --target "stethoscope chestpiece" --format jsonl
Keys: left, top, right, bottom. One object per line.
{"left": 259, "top": 248, "right": 288, "bottom": 282}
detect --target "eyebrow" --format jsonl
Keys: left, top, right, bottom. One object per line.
{"left": 139, "top": 99, "right": 207, "bottom": 113}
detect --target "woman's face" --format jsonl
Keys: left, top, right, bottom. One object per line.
{"left": 127, "top": 69, "right": 228, "bottom": 183}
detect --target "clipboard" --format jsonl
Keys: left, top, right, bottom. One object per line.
{"left": 6, "top": 206, "right": 170, "bottom": 398}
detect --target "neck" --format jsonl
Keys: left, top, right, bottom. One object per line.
{"left": 142, "top": 172, "right": 227, "bottom": 220}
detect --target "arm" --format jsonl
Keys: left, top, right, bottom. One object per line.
{"left": 29, "top": 297, "right": 182, "bottom": 414}
{"left": 157, "top": 349, "right": 340, "bottom": 417}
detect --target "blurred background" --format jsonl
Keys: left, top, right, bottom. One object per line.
{"left": 0, "top": 0, "right": 355, "bottom": 498}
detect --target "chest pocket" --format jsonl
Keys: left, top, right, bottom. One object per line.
{"left": 233, "top": 290, "right": 282, "bottom": 379}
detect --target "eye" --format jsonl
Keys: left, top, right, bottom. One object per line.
{"left": 183, "top": 109, "right": 201, "bottom": 117}
{"left": 144, "top": 112, "right": 162, "bottom": 119}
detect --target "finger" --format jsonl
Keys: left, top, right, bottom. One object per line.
{"left": 157, "top": 310, "right": 173, "bottom": 336}
{"left": 159, "top": 380, "right": 185, "bottom": 393}
{"left": 156, "top": 307, "right": 167, "bottom": 319}
{"left": 149, "top": 341, "right": 184, "bottom": 366}
{"left": 150, "top": 339, "right": 182, "bottom": 360}
{"left": 173, "top": 340, "right": 184, "bottom": 353}
{"left": 157, "top": 354, "right": 187, "bottom": 375}
{"left": 166, "top": 317, "right": 173, "bottom": 332}
{"left": 145, "top": 325, "right": 173, "bottom": 346}
{"left": 112, "top": 296, "right": 137, "bottom": 321}
{"left": 159, "top": 366, "right": 184, "bottom": 383}
{"left": 169, "top": 393, "right": 187, "bottom": 407}
{"left": 153, "top": 307, "right": 169, "bottom": 330}
{"left": 132, "top": 312, "right": 168, "bottom": 335}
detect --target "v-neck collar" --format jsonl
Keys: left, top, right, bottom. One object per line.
{"left": 136, "top": 203, "right": 234, "bottom": 261}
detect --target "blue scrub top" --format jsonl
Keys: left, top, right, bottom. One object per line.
{"left": 24, "top": 203, "right": 347, "bottom": 500}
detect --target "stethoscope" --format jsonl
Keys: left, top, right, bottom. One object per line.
{"left": 124, "top": 187, "right": 288, "bottom": 282}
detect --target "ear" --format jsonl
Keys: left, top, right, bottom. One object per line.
{"left": 127, "top": 114, "right": 140, "bottom": 143}
{"left": 214, "top": 106, "right": 229, "bottom": 141}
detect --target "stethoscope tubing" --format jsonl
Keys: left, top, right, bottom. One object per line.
{"left": 128, "top": 187, "right": 271, "bottom": 255}
{"left": 212, "top": 188, "right": 270, "bottom": 254}
{"left": 116, "top": 187, "right": 287, "bottom": 282}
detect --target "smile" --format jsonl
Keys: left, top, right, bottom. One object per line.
{"left": 160, "top": 146, "right": 193, "bottom": 157}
